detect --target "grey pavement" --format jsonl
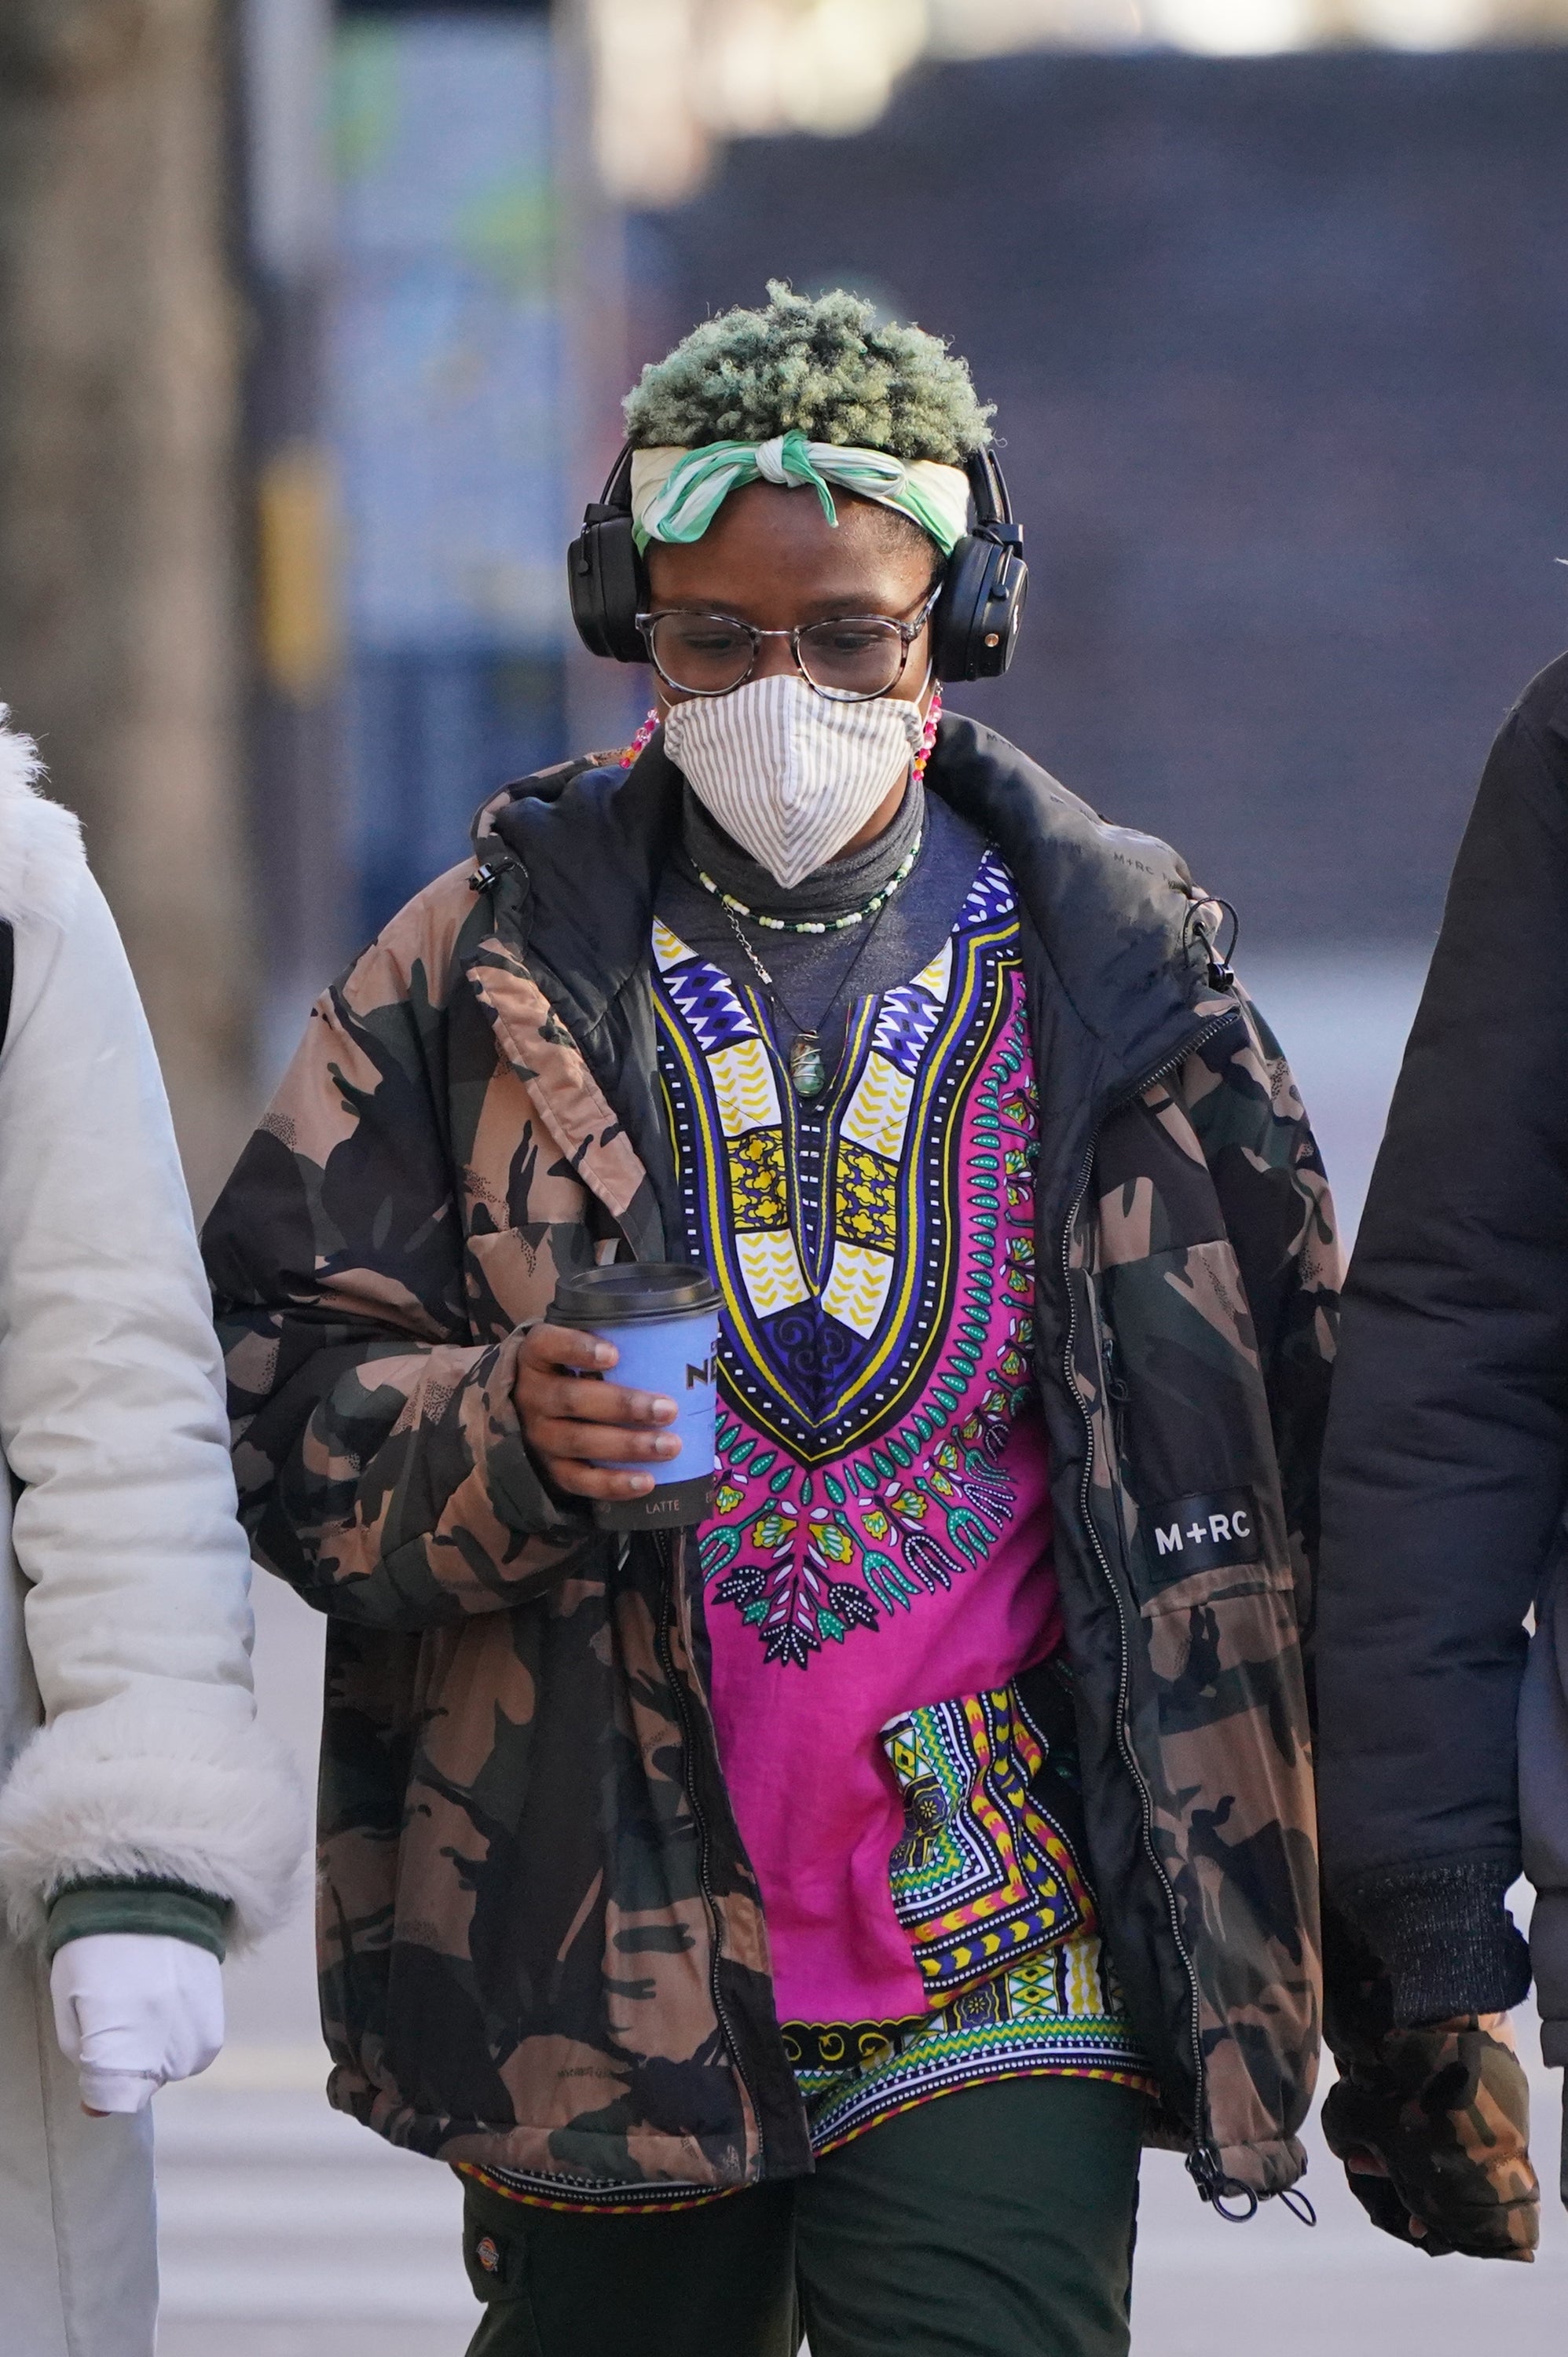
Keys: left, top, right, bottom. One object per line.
{"left": 155, "top": 948, "right": 1568, "bottom": 2352}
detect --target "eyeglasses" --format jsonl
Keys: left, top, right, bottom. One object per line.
{"left": 636, "top": 584, "right": 941, "bottom": 703}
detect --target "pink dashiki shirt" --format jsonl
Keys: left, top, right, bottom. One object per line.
{"left": 654, "top": 850, "right": 1149, "bottom": 2153}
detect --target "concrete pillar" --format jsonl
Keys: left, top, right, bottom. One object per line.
{"left": 0, "top": 0, "right": 255, "bottom": 1211}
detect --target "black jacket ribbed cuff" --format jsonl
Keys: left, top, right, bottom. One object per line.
{"left": 1338, "top": 1860, "right": 1531, "bottom": 2025}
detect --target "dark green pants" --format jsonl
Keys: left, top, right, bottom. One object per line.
{"left": 461, "top": 2075, "right": 1145, "bottom": 2357}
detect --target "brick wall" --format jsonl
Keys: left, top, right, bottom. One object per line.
{"left": 639, "top": 50, "right": 1568, "bottom": 947}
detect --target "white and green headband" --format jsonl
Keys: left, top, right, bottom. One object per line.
{"left": 630, "top": 428, "right": 972, "bottom": 558}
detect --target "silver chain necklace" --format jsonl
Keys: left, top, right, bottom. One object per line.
{"left": 720, "top": 897, "right": 895, "bottom": 1102}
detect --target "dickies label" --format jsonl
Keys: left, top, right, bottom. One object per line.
{"left": 1139, "top": 1489, "right": 1262, "bottom": 1591}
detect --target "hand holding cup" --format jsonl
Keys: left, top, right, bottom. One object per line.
{"left": 514, "top": 1321, "right": 681, "bottom": 1503}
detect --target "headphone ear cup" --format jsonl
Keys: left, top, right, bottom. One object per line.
{"left": 930, "top": 537, "right": 987, "bottom": 682}
{"left": 980, "top": 555, "right": 1027, "bottom": 677}
{"left": 567, "top": 512, "right": 646, "bottom": 664}
{"left": 931, "top": 537, "right": 1028, "bottom": 681}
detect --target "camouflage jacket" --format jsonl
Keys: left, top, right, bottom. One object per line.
{"left": 203, "top": 714, "right": 1339, "bottom": 2203}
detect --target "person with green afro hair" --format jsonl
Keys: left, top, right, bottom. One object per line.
{"left": 211, "top": 266, "right": 1344, "bottom": 2357}
{"left": 619, "top": 282, "right": 994, "bottom": 563}
{"left": 623, "top": 280, "right": 994, "bottom": 462}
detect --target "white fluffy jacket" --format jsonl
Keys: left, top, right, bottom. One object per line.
{"left": 0, "top": 719, "right": 304, "bottom": 1946}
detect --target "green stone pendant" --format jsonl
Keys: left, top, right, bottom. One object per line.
{"left": 789, "top": 1032, "right": 827, "bottom": 1100}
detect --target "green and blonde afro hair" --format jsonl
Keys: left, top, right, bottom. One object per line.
{"left": 623, "top": 281, "right": 994, "bottom": 464}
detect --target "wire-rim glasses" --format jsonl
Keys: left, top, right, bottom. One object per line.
{"left": 636, "top": 584, "right": 941, "bottom": 703}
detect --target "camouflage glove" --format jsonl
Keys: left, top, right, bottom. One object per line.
{"left": 1321, "top": 2014, "right": 1539, "bottom": 2260}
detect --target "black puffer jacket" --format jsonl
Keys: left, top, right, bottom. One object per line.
{"left": 1317, "top": 651, "right": 1568, "bottom": 2027}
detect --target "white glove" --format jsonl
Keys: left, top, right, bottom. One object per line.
{"left": 50, "top": 1933, "right": 224, "bottom": 2113}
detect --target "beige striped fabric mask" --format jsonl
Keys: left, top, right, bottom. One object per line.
{"left": 661, "top": 674, "right": 925, "bottom": 889}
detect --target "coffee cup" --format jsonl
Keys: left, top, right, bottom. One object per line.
{"left": 548, "top": 1263, "right": 722, "bottom": 1531}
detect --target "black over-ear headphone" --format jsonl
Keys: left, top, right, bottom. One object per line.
{"left": 566, "top": 442, "right": 1028, "bottom": 683}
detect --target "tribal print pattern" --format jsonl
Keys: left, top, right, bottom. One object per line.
{"left": 655, "top": 855, "right": 1042, "bottom": 1670}
{"left": 883, "top": 1685, "right": 1092, "bottom": 2001}
{"left": 787, "top": 1930, "right": 1154, "bottom": 2156}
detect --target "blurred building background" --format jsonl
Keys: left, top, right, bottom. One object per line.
{"left": 2, "top": 2, "right": 1567, "bottom": 2351}
{"left": 5, "top": 0, "right": 1567, "bottom": 1200}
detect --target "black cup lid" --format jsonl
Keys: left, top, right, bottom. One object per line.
{"left": 550, "top": 1262, "right": 720, "bottom": 1325}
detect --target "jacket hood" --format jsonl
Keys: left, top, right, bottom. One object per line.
{"left": 482, "top": 713, "right": 1225, "bottom": 1107}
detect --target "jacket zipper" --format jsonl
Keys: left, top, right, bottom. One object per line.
{"left": 651, "top": 1531, "right": 764, "bottom": 2170}
{"left": 577, "top": 1036, "right": 767, "bottom": 2172}
{"left": 1101, "top": 1330, "right": 1134, "bottom": 1567}
{"left": 1055, "top": 1010, "right": 1240, "bottom": 2205}
{"left": 504, "top": 917, "right": 770, "bottom": 2172}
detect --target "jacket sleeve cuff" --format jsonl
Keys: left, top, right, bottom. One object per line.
{"left": 45, "top": 1878, "right": 230, "bottom": 1962}
{"left": 479, "top": 1329, "right": 594, "bottom": 1540}
{"left": 0, "top": 1699, "right": 306, "bottom": 1953}
{"left": 1338, "top": 1859, "right": 1532, "bottom": 2025}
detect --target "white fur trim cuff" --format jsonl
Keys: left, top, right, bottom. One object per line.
{"left": 0, "top": 1699, "right": 308, "bottom": 1952}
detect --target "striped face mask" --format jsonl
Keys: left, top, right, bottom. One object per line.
{"left": 662, "top": 673, "right": 925, "bottom": 890}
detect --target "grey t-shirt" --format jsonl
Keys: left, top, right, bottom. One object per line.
{"left": 654, "top": 779, "right": 990, "bottom": 1083}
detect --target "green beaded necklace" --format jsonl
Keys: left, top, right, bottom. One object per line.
{"left": 693, "top": 831, "right": 921, "bottom": 935}
{"left": 714, "top": 831, "right": 922, "bottom": 1101}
